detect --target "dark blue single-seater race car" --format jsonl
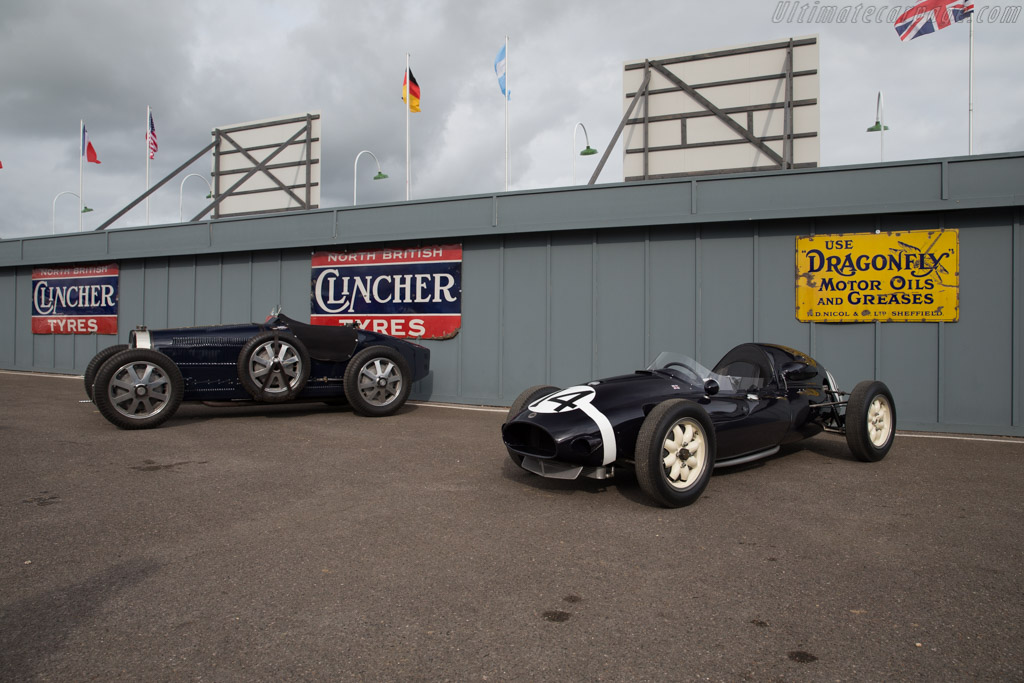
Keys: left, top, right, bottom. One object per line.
{"left": 84, "top": 309, "right": 430, "bottom": 429}
{"left": 502, "top": 343, "right": 895, "bottom": 508}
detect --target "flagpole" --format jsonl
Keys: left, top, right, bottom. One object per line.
{"left": 968, "top": 15, "right": 974, "bottom": 154}
{"left": 79, "top": 120, "right": 84, "bottom": 232}
{"left": 146, "top": 106, "right": 151, "bottom": 224}
{"left": 504, "top": 35, "right": 510, "bottom": 192}
{"left": 406, "top": 53, "right": 411, "bottom": 201}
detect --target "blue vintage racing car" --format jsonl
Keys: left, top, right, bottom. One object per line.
{"left": 502, "top": 343, "right": 895, "bottom": 508}
{"left": 85, "top": 309, "right": 430, "bottom": 429}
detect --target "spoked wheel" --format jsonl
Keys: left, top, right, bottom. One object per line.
{"left": 845, "top": 380, "right": 896, "bottom": 462}
{"left": 93, "top": 349, "right": 184, "bottom": 430}
{"left": 83, "top": 343, "right": 128, "bottom": 400}
{"left": 237, "top": 332, "right": 310, "bottom": 403}
{"left": 343, "top": 346, "right": 412, "bottom": 416}
{"left": 635, "top": 400, "right": 716, "bottom": 508}
{"left": 503, "top": 385, "right": 558, "bottom": 467}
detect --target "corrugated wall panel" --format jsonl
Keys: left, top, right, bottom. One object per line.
{"left": 758, "top": 221, "right": 812, "bottom": 352}
{"left": 549, "top": 233, "right": 596, "bottom": 388}
{"left": 941, "top": 215, "right": 1013, "bottom": 428}
{"left": 281, "top": 251, "right": 312, "bottom": 317}
{"left": 500, "top": 236, "right": 549, "bottom": 398}
{"left": 0, "top": 269, "right": 16, "bottom": 369}
{"left": 455, "top": 238, "right": 503, "bottom": 403}
{"left": 143, "top": 258, "right": 170, "bottom": 330}
{"left": 221, "top": 254, "right": 253, "bottom": 321}
{"left": 648, "top": 226, "right": 698, "bottom": 360}
{"left": 194, "top": 255, "right": 223, "bottom": 324}
{"left": 594, "top": 230, "right": 648, "bottom": 379}
{"left": 251, "top": 252, "right": 283, "bottom": 321}
{"left": 168, "top": 256, "right": 198, "bottom": 328}
{"left": 699, "top": 225, "right": 755, "bottom": 367}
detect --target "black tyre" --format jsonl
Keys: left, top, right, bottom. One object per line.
{"left": 504, "top": 385, "right": 558, "bottom": 466}
{"left": 635, "top": 399, "right": 716, "bottom": 508}
{"left": 343, "top": 346, "right": 412, "bottom": 416}
{"left": 845, "top": 380, "right": 896, "bottom": 462}
{"left": 237, "top": 331, "right": 310, "bottom": 403}
{"left": 83, "top": 344, "right": 128, "bottom": 400}
{"left": 93, "top": 348, "right": 184, "bottom": 430}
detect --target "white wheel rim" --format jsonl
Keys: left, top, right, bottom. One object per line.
{"left": 661, "top": 417, "right": 707, "bottom": 490}
{"left": 867, "top": 395, "right": 892, "bottom": 447}
{"left": 249, "top": 340, "right": 302, "bottom": 394}
{"left": 108, "top": 361, "right": 171, "bottom": 420}
{"left": 356, "top": 358, "right": 403, "bottom": 407}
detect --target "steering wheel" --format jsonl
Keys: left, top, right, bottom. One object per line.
{"left": 662, "top": 361, "right": 704, "bottom": 386}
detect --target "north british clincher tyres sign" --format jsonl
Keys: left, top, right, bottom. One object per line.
{"left": 32, "top": 263, "right": 119, "bottom": 334}
{"left": 311, "top": 245, "right": 462, "bottom": 339}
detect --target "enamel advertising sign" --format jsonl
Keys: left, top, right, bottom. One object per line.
{"left": 796, "top": 230, "right": 958, "bottom": 322}
{"left": 32, "top": 263, "right": 120, "bottom": 334}
{"left": 311, "top": 245, "right": 462, "bottom": 339}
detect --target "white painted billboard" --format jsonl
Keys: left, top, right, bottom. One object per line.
{"left": 211, "top": 112, "right": 321, "bottom": 218}
{"left": 622, "top": 37, "right": 819, "bottom": 180}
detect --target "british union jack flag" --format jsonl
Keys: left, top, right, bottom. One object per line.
{"left": 895, "top": 0, "right": 975, "bottom": 41}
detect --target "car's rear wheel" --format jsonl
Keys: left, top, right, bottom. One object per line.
{"left": 237, "top": 332, "right": 310, "bottom": 403}
{"left": 93, "top": 349, "right": 184, "bottom": 430}
{"left": 504, "top": 385, "right": 558, "bottom": 466}
{"left": 635, "top": 399, "right": 716, "bottom": 508}
{"left": 343, "top": 346, "right": 412, "bottom": 416}
{"left": 845, "top": 380, "right": 896, "bottom": 462}
{"left": 84, "top": 343, "right": 128, "bottom": 400}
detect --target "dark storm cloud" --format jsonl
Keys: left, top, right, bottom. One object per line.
{"left": 1, "top": 0, "right": 1021, "bottom": 238}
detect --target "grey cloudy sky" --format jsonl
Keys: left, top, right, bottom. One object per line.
{"left": 1, "top": 0, "right": 1021, "bottom": 239}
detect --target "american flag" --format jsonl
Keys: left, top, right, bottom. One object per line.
{"left": 895, "top": 0, "right": 974, "bottom": 41}
{"left": 147, "top": 111, "right": 158, "bottom": 159}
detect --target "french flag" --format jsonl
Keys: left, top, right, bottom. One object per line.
{"left": 82, "top": 126, "right": 101, "bottom": 164}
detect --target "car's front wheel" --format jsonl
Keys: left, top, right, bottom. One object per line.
{"left": 845, "top": 380, "right": 896, "bottom": 462}
{"left": 93, "top": 349, "right": 184, "bottom": 430}
{"left": 635, "top": 399, "right": 716, "bottom": 508}
{"left": 343, "top": 346, "right": 412, "bottom": 416}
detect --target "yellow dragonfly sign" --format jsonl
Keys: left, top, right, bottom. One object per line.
{"left": 796, "top": 230, "right": 958, "bottom": 323}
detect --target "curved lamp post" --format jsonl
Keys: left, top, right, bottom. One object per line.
{"left": 179, "top": 174, "right": 214, "bottom": 222}
{"left": 52, "top": 191, "right": 88, "bottom": 234}
{"left": 572, "top": 122, "right": 598, "bottom": 185}
{"left": 353, "top": 150, "right": 388, "bottom": 206}
{"left": 866, "top": 91, "right": 890, "bottom": 162}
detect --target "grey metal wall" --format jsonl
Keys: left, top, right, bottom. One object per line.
{"left": 2, "top": 153, "right": 1022, "bottom": 436}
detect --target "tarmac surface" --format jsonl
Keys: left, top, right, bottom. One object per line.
{"left": 1, "top": 371, "right": 1022, "bottom": 682}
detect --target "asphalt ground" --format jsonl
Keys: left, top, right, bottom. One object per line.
{"left": 1, "top": 372, "right": 1022, "bottom": 682}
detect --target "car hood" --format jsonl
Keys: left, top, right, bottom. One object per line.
{"left": 133, "top": 322, "right": 266, "bottom": 349}
{"left": 504, "top": 371, "right": 705, "bottom": 465}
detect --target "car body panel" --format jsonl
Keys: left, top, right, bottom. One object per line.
{"left": 130, "top": 313, "right": 430, "bottom": 402}
{"left": 502, "top": 343, "right": 835, "bottom": 473}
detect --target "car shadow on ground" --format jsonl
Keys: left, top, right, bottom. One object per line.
{"left": 499, "top": 432, "right": 863, "bottom": 509}
{"left": 499, "top": 455, "right": 681, "bottom": 509}
{"left": 84, "top": 399, "right": 421, "bottom": 431}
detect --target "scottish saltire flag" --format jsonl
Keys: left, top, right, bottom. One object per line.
{"left": 895, "top": 0, "right": 974, "bottom": 41}
{"left": 147, "top": 111, "right": 158, "bottom": 159}
{"left": 494, "top": 43, "right": 508, "bottom": 98}
{"left": 82, "top": 126, "right": 101, "bottom": 164}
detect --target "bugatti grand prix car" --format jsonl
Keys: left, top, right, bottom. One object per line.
{"left": 84, "top": 309, "right": 430, "bottom": 429}
{"left": 502, "top": 343, "right": 895, "bottom": 508}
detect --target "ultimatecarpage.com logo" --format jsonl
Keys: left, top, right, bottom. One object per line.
{"left": 771, "top": 2, "right": 1020, "bottom": 24}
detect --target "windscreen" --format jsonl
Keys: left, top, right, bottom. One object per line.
{"left": 647, "top": 352, "right": 763, "bottom": 393}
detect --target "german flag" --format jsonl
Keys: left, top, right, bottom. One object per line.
{"left": 403, "top": 69, "right": 421, "bottom": 112}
